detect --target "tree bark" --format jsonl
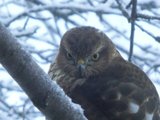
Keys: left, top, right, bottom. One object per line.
{"left": 0, "top": 23, "right": 87, "bottom": 120}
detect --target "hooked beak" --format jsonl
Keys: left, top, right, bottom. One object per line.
{"left": 77, "top": 59, "right": 86, "bottom": 77}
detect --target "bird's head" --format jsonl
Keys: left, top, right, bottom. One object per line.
{"left": 56, "top": 26, "right": 120, "bottom": 78}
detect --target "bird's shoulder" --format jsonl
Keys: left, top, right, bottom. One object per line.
{"left": 97, "top": 57, "right": 154, "bottom": 89}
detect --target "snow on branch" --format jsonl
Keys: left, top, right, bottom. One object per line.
{"left": 0, "top": 23, "right": 87, "bottom": 120}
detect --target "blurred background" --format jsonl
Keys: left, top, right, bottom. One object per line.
{"left": 0, "top": 0, "right": 160, "bottom": 119}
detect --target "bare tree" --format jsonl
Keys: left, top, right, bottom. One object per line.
{"left": 0, "top": 0, "right": 160, "bottom": 119}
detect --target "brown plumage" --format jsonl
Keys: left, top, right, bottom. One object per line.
{"left": 48, "top": 26, "right": 160, "bottom": 120}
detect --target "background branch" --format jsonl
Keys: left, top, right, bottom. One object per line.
{"left": 128, "top": 0, "right": 137, "bottom": 62}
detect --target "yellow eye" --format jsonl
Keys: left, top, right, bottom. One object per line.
{"left": 66, "top": 52, "right": 72, "bottom": 59}
{"left": 91, "top": 53, "right": 99, "bottom": 61}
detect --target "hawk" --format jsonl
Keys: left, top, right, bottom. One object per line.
{"left": 48, "top": 26, "right": 160, "bottom": 120}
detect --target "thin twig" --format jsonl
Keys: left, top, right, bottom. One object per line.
{"left": 135, "top": 23, "right": 155, "bottom": 38}
{"left": 135, "top": 23, "right": 160, "bottom": 43}
{"left": 137, "top": 13, "right": 160, "bottom": 21}
{"left": 126, "top": 0, "right": 132, "bottom": 9}
{"left": 115, "top": 0, "right": 130, "bottom": 20}
{"left": 128, "top": 0, "right": 137, "bottom": 62}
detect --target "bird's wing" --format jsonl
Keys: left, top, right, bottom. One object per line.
{"left": 103, "top": 82, "right": 159, "bottom": 119}
{"left": 82, "top": 78, "right": 160, "bottom": 120}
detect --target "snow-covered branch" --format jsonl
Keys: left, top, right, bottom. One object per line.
{"left": 0, "top": 23, "right": 87, "bottom": 120}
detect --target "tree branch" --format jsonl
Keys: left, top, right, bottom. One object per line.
{"left": 128, "top": 0, "right": 137, "bottom": 62}
{"left": 115, "top": 0, "right": 130, "bottom": 20}
{"left": 137, "top": 13, "right": 160, "bottom": 21}
{"left": 0, "top": 23, "right": 87, "bottom": 120}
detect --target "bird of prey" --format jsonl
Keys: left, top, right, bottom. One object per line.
{"left": 48, "top": 26, "right": 160, "bottom": 120}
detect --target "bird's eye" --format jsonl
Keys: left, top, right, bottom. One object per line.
{"left": 91, "top": 53, "right": 99, "bottom": 61}
{"left": 66, "top": 52, "right": 72, "bottom": 59}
